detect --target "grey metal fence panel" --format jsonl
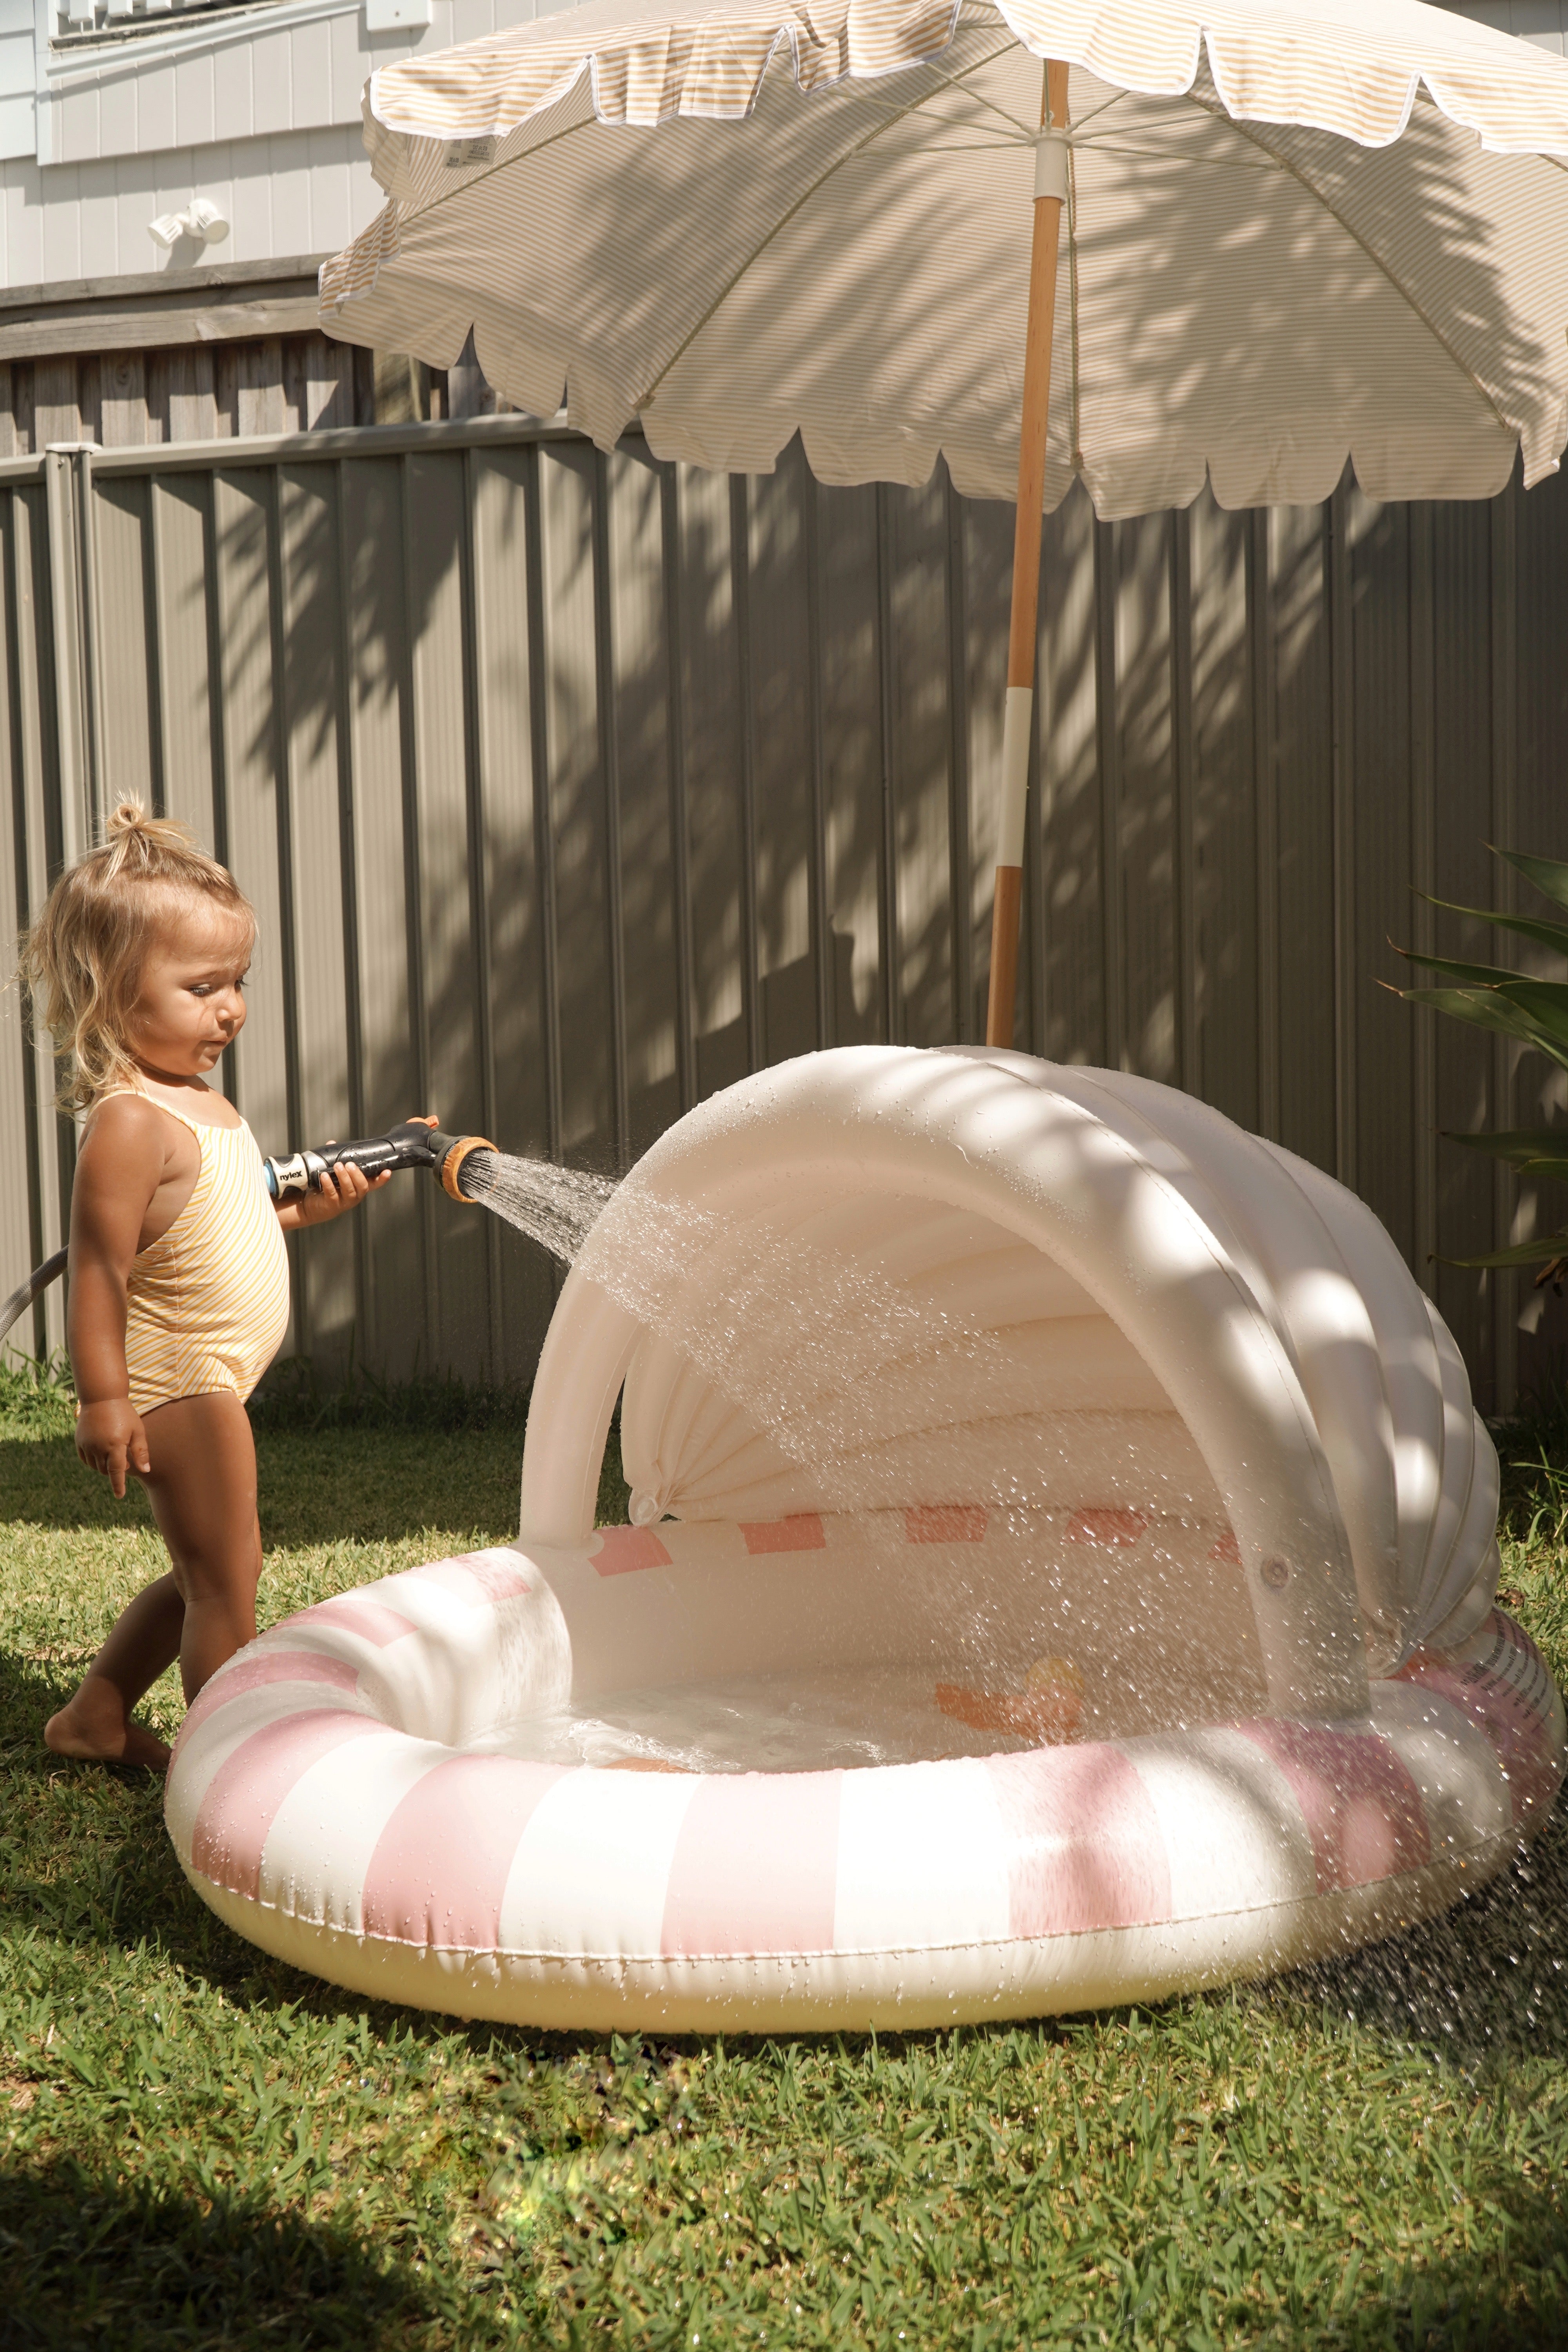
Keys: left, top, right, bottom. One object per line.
{"left": 4, "top": 418, "right": 1566, "bottom": 1411}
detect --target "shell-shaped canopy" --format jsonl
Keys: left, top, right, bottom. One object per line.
{"left": 520, "top": 1049, "right": 1497, "bottom": 1703}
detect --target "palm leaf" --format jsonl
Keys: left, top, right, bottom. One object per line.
{"left": 1394, "top": 986, "right": 1568, "bottom": 1065}
{"left": 1449, "top": 1230, "right": 1568, "bottom": 1272}
{"left": 1446, "top": 1128, "right": 1568, "bottom": 1176}
{"left": 1497, "top": 847, "right": 1568, "bottom": 914}
{"left": 1417, "top": 894, "right": 1568, "bottom": 960}
{"left": 1396, "top": 948, "right": 1518, "bottom": 988}
{"left": 1494, "top": 977, "right": 1568, "bottom": 1047}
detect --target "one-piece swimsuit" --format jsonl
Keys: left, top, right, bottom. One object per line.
{"left": 95, "top": 1089, "right": 291, "bottom": 1412}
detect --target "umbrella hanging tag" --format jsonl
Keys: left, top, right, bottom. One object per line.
{"left": 1034, "top": 129, "right": 1069, "bottom": 204}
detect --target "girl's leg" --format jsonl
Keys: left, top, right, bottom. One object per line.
{"left": 44, "top": 1390, "right": 261, "bottom": 1769}
{"left": 44, "top": 1573, "right": 183, "bottom": 1769}
{"left": 136, "top": 1391, "right": 263, "bottom": 1702}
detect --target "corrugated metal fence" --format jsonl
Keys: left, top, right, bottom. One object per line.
{"left": 4, "top": 415, "right": 1567, "bottom": 1411}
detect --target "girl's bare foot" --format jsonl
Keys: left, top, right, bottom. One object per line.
{"left": 44, "top": 1679, "right": 171, "bottom": 1773}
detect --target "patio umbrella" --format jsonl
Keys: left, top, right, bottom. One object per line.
{"left": 320, "top": 0, "right": 1568, "bottom": 1045}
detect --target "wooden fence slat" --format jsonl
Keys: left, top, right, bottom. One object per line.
{"left": 98, "top": 353, "right": 149, "bottom": 450}
{"left": 158, "top": 349, "right": 220, "bottom": 446}
{"left": 32, "top": 359, "right": 81, "bottom": 450}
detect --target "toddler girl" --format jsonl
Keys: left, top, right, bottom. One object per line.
{"left": 23, "top": 801, "right": 388, "bottom": 1770}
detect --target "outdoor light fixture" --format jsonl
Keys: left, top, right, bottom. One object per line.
{"left": 148, "top": 198, "right": 230, "bottom": 251}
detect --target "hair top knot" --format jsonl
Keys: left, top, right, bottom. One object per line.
{"left": 17, "top": 797, "right": 255, "bottom": 1112}
{"left": 101, "top": 799, "right": 205, "bottom": 871}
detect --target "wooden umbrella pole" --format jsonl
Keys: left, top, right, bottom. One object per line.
{"left": 985, "top": 58, "right": 1070, "bottom": 1049}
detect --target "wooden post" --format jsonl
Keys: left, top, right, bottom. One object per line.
{"left": 985, "top": 60, "right": 1070, "bottom": 1049}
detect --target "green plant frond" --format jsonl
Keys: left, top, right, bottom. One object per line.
{"left": 1444, "top": 1127, "right": 1568, "bottom": 1172}
{"left": 1447, "top": 1230, "right": 1568, "bottom": 1271}
{"left": 1396, "top": 985, "right": 1568, "bottom": 1063}
{"left": 1417, "top": 893, "right": 1568, "bottom": 960}
{"left": 1495, "top": 977, "right": 1568, "bottom": 1042}
{"left": 1396, "top": 947, "right": 1518, "bottom": 988}
{"left": 1497, "top": 845, "right": 1568, "bottom": 913}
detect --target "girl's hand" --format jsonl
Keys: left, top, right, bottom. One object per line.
{"left": 281, "top": 1157, "right": 390, "bottom": 1230}
{"left": 76, "top": 1397, "right": 151, "bottom": 1500}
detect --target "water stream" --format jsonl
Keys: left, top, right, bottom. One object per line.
{"left": 457, "top": 1150, "right": 619, "bottom": 1261}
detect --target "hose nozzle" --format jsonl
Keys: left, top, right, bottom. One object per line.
{"left": 262, "top": 1122, "right": 497, "bottom": 1204}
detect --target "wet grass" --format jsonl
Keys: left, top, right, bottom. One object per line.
{"left": 3, "top": 1361, "right": 1568, "bottom": 2347}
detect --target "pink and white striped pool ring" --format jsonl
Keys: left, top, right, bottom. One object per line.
{"left": 166, "top": 1555, "right": 1560, "bottom": 2028}
{"left": 165, "top": 1050, "right": 1566, "bottom": 2026}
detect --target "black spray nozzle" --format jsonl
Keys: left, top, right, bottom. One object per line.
{"left": 262, "top": 1122, "right": 497, "bottom": 1205}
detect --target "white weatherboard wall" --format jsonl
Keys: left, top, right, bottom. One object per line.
{"left": 5, "top": 120, "right": 372, "bottom": 282}
{"left": 0, "top": 0, "right": 552, "bottom": 285}
{"left": 0, "top": 4, "right": 32, "bottom": 163}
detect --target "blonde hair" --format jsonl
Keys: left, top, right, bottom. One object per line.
{"left": 20, "top": 800, "right": 255, "bottom": 1112}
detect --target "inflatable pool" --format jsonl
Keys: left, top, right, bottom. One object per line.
{"left": 165, "top": 1048, "right": 1564, "bottom": 2028}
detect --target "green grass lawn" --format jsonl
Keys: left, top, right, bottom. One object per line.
{"left": 4, "top": 1369, "right": 1568, "bottom": 2350}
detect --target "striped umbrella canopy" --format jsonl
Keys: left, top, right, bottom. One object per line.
{"left": 321, "top": 0, "right": 1568, "bottom": 1042}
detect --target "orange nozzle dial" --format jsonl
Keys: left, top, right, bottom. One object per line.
{"left": 440, "top": 1134, "right": 497, "bottom": 1202}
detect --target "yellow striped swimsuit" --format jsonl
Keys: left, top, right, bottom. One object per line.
{"left": 103, "top": 1091, "right": 292, "bottom": 1414}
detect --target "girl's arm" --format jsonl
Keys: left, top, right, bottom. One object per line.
{"left": 69, "top": 1099, "right": 169, "bottom": 1499}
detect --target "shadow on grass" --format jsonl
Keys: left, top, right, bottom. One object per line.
{"left": 1287, "top": 2226, "right": 1568, "bottom": 2352}
{"left": 1257, "top": 1797, "right": 1568, "bottom": 2075}
{"left": 0, "top": 2153, "right": 441, "bottom": 2352}
{"left": 1332, "top": 2199, "right": 1568, "bottom": 2352}
{"left": 0, "top": 1436, "right": 156, "bottom": 1533}
{"left": 0, "top": 1428, "right": 524, "bottom": 1546}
